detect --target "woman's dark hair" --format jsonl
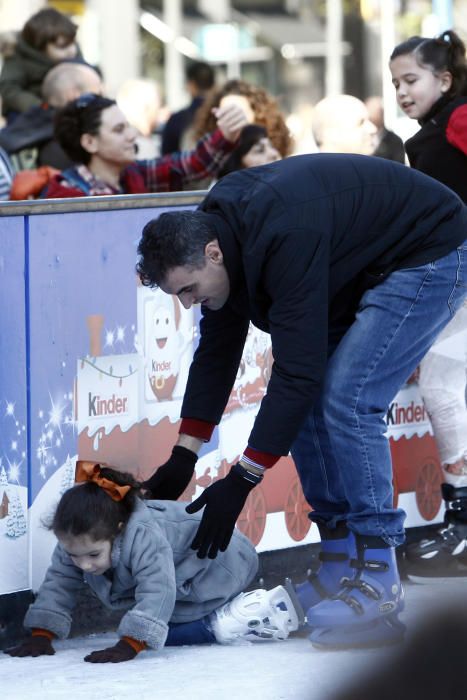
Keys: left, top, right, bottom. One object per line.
{"left": 390, "top": 29, "right": 467, "bottom": 97}
{"left": 136, "top": 211, "right": 217, "bottom": 288}
{"left": 54, "top": 94, "right": 116, "bottom": 165}
{"left": 218, "top": 124, "right": 268, "bottom": 178}
{"left": 48, "top": 467, "right": 141, "bottom": 541}
{"left": 22, "top": 8, "right": 77, "bottom": 52}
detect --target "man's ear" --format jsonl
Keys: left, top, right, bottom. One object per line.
{"left": 80, "top": 132, "right": 98, "bottom": 155}
{"left": 440, "top": 71, "right": 453, "bottom": 93}
{"left": 205, "top": 239, "right": 223, "bottom": 264}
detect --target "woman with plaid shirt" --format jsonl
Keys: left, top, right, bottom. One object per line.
{"left": 41, "top": 93, "right": 249, "bottom": 198}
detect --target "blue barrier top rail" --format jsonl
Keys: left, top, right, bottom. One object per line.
{"left": 0, "top": 190, "right": 208, "bottom": 216}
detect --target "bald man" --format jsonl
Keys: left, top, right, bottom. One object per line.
{"left": 312, "top": 94, "right": 377, "bottom": 156}
{"left": 42, "top": 62, "right": 103, "bottom": 108}
{"left": 0, "top": 61, "right": 103, "bottom": 170}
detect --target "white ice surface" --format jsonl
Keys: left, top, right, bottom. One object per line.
{"left": 2, "top": 578, "right": 466, "bottom": 700}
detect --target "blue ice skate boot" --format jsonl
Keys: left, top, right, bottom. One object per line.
{"left": 307, "top": 535, "right": 405, "bottom": 649}
{"left": 295, "top": 522, "right": 356, "bottom": 613}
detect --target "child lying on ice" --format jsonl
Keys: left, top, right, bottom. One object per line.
{"left": 4, "top": 461, "right": 300, "bottom": 663}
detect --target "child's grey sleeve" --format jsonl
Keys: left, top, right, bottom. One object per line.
{"left": 24, "top": 544, "right": 85, "bottom": 639}
{"left": 117, "top": 523, "right": 177, "bottom": 650}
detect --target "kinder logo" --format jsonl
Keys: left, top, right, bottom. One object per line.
{"left": 386, "top": 400, "right": 428, "bottom": 426}
{"left": 88, "top": 392, "right": 129, "bottom": 418}
{"left": 151, "top": 359, "right": 171, "bottom": 372}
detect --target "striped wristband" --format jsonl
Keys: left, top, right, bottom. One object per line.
{"left": 232, "top": 462, "right": 264, "bottom": 485}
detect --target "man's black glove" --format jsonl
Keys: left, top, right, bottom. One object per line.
{"left": 84, "top": 639, "right": 138, "bottom": 664}
{"left": 186, "top": 463, "right": 258, "bottom": 559}
{"left": 4, "top": 635, "right": 55, "bottom": 657}
{"left": 142, "top": 445, "right": 197, "bottom": 500}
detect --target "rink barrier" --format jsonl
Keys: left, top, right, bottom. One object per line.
{"left": 0, "top": 191, "right": 317, "bottom": 647}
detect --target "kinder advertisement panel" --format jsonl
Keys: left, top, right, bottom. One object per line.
{"left": 0, "top": 217, "right": 28, "bottom": 594}
{"left": 1, "top": 201, "right": 462, "bottom": 594}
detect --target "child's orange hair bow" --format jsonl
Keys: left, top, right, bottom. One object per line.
{"left": 75, "top": 461, "right": 131, "bottom": 502}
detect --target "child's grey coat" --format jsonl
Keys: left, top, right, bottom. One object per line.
{"left": 24, "top": 499, "right": 258, "bottom": 650}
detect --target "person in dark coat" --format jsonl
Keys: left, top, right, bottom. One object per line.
{"left": 136, "top": 153, "right": 467, "bottom": 649}
{"left": 0, "top": 8, "right": 81, "bottom": 120}
{"left": 161, "top": 61, "right": 215, "bottom": 155}
{"left": 365, "top": 96, "right": 405, "bottom": 163}
{"left": 0, "top": 61, "right": 103, "bottom": 171}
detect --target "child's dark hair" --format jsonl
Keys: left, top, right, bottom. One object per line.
{"left": 54, "top": 94, "right": 116, "bottom": 165}
{"left": 22, "top": 8, "right": 77, "bottom": 52}
{"left": 49, "top": 467, "right": 141, "bottom": 541}
{"left": 218, "top": 124, "right": 268, "bottom": 178}
{"left": 390, "top": 30, "right": 467, "bottom": 97}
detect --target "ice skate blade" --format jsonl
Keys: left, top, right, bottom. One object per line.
{"left": 308, "top": 615, "right": 406, "bottom": 650}
{"left": 309, "top": 634, "right": 404, "bottom": 651}
{"left": 284, "top": 578, "right": 306, "bottom": 627}
{"left": 407, "top": 572, "right": 467, "bottom": 584}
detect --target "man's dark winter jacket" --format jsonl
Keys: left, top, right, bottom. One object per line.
{"left": 181, "top": 154, "right": 467, "bottom": 457}
{"left": 405, "top": 95, "right": 467, "bottom": 203}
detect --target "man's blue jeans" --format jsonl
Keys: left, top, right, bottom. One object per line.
{"left": 291, "top": 243, "right": 467, "bottom": 546}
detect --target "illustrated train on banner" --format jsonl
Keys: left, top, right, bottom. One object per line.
{"left": 76, "top": 281, "right": 444, "bottom": 552}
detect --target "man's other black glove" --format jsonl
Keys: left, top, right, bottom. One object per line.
{"left": 142, "top": 445, "right": 197, "bottom": 500}
{"left": 186, "top": 463, "right": 258, "bottom": 559}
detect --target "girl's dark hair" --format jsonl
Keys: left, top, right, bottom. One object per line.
{"left": 390, "top": 29, "right": 467, "bottom": 97}
{"left": 22, "top": 8, "right": 77, "bottom": 52}
{"left": 54, "top": 94, "right": 116, "bottom": 165}
{"left": 49, "top": 467, "right": 141, "bottom": 541}
{"left": 218, "top": 124, "right": 268, "bottom": 178}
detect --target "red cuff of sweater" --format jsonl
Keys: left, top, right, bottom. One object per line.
{"left": 180, "top": 418, "right": 215, "bottom": 442}
{"left": 121, "top": 636, "right": 147, "bottom": 654}
{"left": 243, "top": 446, "right": 281, "bottom": 469}
{"left": 32, "top": 628, "right": 55, "bottom": 640}
{"left": 211, "top": 128, "right": 237, "bottom": 152}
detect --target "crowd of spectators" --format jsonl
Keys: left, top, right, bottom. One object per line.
{"left": 0, "top": 6, "right": 415, "bottom": 204}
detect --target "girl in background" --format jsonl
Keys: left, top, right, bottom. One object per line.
{"left": 218, "top": 124, "right": 281, "bottom": 178}
{"left": 5, "top": 462, "right": 299, "bottom": 663}
{"left": 390, "top": 30, "right": 467, "bottom": 577}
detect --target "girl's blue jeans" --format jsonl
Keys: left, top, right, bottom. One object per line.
{"left": 291, "top": 243, "right": 467, "bottom": 546}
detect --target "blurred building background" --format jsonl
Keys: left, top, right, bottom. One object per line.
{"left": 0, "top": 1, "right": 466, "bottom": 133}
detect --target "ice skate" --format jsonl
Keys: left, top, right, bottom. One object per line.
{"left": 210, "top": 585, "right": 302, "bottom": 643}
{"left": 307, "top": 535, "right": 405, "bottom": 649}
{"left": 295, "top": 523, "right": 356, "bottom": 613}
{"left": 406, "top": 483, "right": 467, "bottom": 581}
